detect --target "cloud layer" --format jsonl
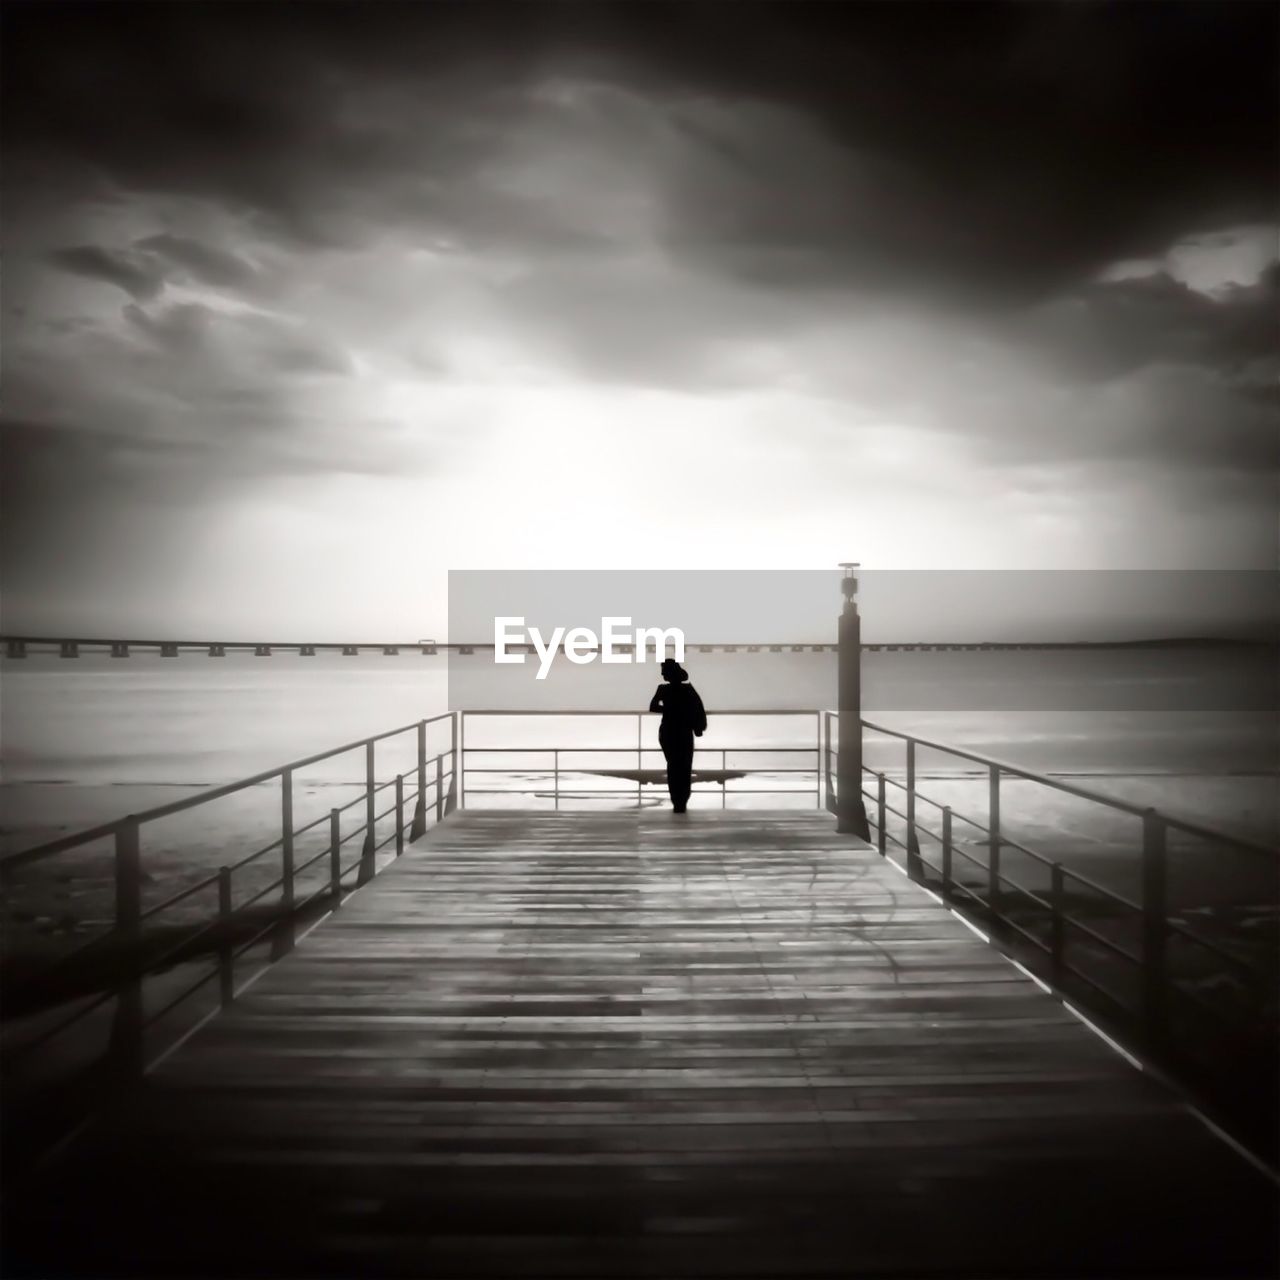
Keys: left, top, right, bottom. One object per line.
{"left": 2, "top": 1, "right": 1276, "bottom": 633}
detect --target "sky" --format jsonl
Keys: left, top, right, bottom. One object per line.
{"left": 1, "top": 1, "right": 1276, "bottom": 640}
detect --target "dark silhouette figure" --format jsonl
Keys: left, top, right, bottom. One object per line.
{"left": 649, "top": 658, "right": 707, "bottom": 813}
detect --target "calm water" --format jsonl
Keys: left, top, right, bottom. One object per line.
{"left": 0, "top": 646, "right": 1275, "bottom": 854}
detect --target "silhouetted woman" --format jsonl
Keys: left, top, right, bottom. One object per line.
{"left": 649, "top": 658, "right": 707, "bottom": 813}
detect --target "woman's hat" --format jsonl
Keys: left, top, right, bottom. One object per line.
{"left": 660, "top": 658, "right": 688, "bottom": 682}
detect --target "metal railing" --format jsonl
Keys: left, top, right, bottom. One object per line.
{"left": 1, "top": 713, "right": 459, "bottom": 1094}
{"left": 822, "top": 709, "right": 1278, "bottom": 1160}
{"left": 459, "top": 710, "right": 824, "bottom": 808}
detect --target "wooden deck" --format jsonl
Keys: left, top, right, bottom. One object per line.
{"left": 6, "top": 810, "right": 1276, "bottom": 1278}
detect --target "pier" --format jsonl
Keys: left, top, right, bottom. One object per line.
{"left": 2, "top": 570, "right": 1276, "bottom": 1276}
{"left": 5, "top": 808, "right": 1276, "bottom": 1277}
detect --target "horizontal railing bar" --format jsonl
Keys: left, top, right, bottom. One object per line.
{"left": 291, "top": 811, "right": 332, "bottom": 839}
{"left": 992, "top": 874, "right": 1053, "bottom": 914}
{"left": 462, "top": 747, "right": 817, "bottom": 755}
{"left": 463, "top": 709, "right": 822, "bottom": 716}
{"left": 147, "top": 915, "right": 226, "bottom": 971}
{"left": 1058, "top": 865, "right": 1142, "bottom": 914}
{"left": 999, "top": 915, "right": 1054, "bottom": 956}
{"left": 1056, "top": 960, "right": 1131, "bottom": 1011}
{"left": 990, "top": 833, "right": 1058, "bottom": 869}
{"left": 294, "top": 846, "right": 332, "bottom": 876}
{"left": 947, "top": 880, "right": 990, "bottom": 910}
{"left": 462, "top": 788, "right": 818, "bottom": 797}
{"left": 1169, "top": 977, "right": 1256, "bottom": 1025}
{"left": 232, "top": 875, "right": 287, "bottom": 914}
{"left": 231, "top": 918, "right": 282, "bottom": 962}
{"left": 950, "top": 845, "right": 990, "bottom": 871}
{"left": 2, "top": 717, "right": 459, "bottom": 868}
{"left": 294, "top": 880, "right": 339, "bottom": 914}
{"left": 146, "top": 963, "right": 220, "bottom": 1027}
{"left": 857, "top": 716, "right": 1274, "bottom": 857}
{"left": 3, "top": 988, "right": 118, "bottom": 1063}
{"left": 139, "top": 871, "right": 221, "bottom": 921}
{"left": 225, "top": 837, "right": 284, "bottom": 874}
{"left": 16, "top": 924, "right": 122, "bottom": 984}
{"left": 1165, "top": 920, "right": 1266, "bottom": 976}
{"left": 1063, "top": 915, "right": 1142, "bottom": 966}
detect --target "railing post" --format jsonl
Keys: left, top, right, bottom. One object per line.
{"left": 274, "top": 768, "right": 295, "bottom": 958}
{"left": 435, "top": 754, "right": 444, "bottom": 822}
{"left": 1050, "top": 862, "right": 1066, "bottom": 987}
{"left": 876, "top": 772, "right": 887, "bottom": 856}
{"left": 359, "top": 741, "right": 375, "bottom": 884}
{"left": 905, "top": 739, "right": 922, "bottom": 879}
{"left": 823, "top": 712, "right": 836, "bottom": 814}
{"left": 109, "top": 816, "right": 143, "bottom": 1078}
{"left": 411, "top": 720, "right": 427, "bottom": 839}
{"left": 987, "top": 764, "right": 1001, "bottom": 909}
{"left": 395, "top": 774, "right": 404, "bottom": 857}
{"left": 637, "top": 713, "right": 642, "bottom": 809}
{"left": 1142, "top": 809, "right": 1168, "bottom": 1053}
{"left": 814, "top": 710, "right": 821, "bottom": 810}
{"left": 553, "top": 749, "right": 560, "bottom": 811}
{"left": 451, "top": 713, "right": 461, "bottom": 813}
{"left": 329, "top": 809, "right": 342, "bottom": 908}
{"left": 217, "top": 867, "right": 234, "bottom": 1008}
{"left": 941, "top": 806, "right": 953, "bottom": 892}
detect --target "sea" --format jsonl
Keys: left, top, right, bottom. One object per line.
{"left": 0, "top": 645, "right": 1275, "bottom": 916}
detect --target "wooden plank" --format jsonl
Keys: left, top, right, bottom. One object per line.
{"left": 4, "top": 810, "right": 1276, "bottom": 1278}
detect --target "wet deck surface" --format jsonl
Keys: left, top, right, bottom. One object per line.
{"left": 7, "top": 810, "right": 1277, "bottom": 1277}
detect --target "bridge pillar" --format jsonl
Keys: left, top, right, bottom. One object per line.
{"left": 6, "top": 639, "right": 26, "bottom": 658}
{"left": 160, "top": 643, "right": 178, "bottom": 657}
{"left": 836, "top": 564, "right": 871, "bottom": 840}
{"left": 299, "top": 645, "right": 316, "bottom": 656}
{"left": 342, "top": 646, "right": 358, "bottom": 656}
{"left": 254, "top": 645, "right": 271, "bottom": 657}
{"left": 208, "top": 645, "right": 226, "bottom": 657}
{"left": 110, "top": 642, "right": 129, "bottom": 658}
{"left": 383, "top": 646, "right": 399, "bottom": 655}
{"left": 60, "top": 641, "right": 79, "bottom": 658}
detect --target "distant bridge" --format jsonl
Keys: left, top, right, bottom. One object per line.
{"left": 3, "top": 634, "right": 1104, "bottom": 658}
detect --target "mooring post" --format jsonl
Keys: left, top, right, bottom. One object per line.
{"left": 109, "top": 816, "right": 143, "bottom": 1078}
{"left": 411, "top": 720, "right": 428, "bottom": 839}
{"left": 836, "top": 563, "right": 871, "bottom": 839}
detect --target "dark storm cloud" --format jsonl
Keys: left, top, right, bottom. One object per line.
{"left": 1015, "top": 265, "right": 1280, "bottom": 385}
{"left": 48, "top": 244, "right": 166, "bottom": 300}
{"left": 5, "top": 2, "right": 1275, "bottom": 292}
{"left": 135, "top": 234, "right": 258, "bottom": 289}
